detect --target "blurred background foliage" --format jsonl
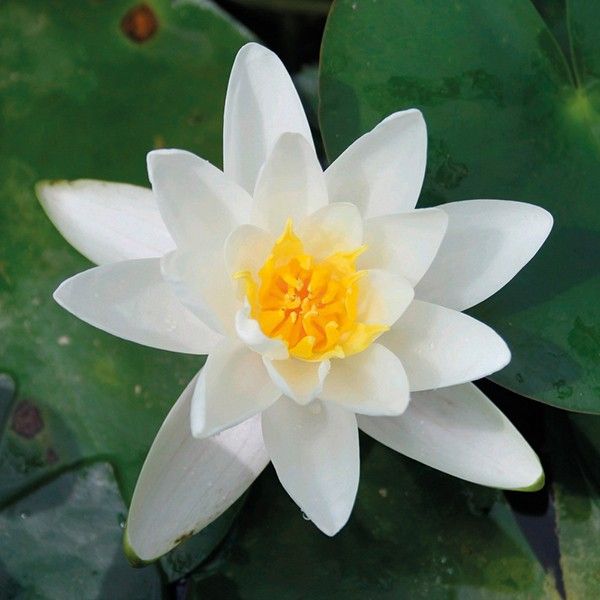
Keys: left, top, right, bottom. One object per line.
{"left": 0, "top": 0, "right": 598, "bottom": 598}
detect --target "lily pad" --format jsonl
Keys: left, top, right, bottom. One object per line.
{"left": 0, "top": 0, "right": 249, "bottom": 504}
{"left": 319, "top": 0, "right": 600, "bottom": 412}
{"left": 187, "top": 436, "right": 558, "bottom": 599}
{"left": 0, "top": 462, "right": 161, "bottom": 599}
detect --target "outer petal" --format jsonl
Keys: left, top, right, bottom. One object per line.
{"left": 262, "top": 357, "right": 330, "bottom": 405}
{"left": 147, "top": 149, "right": 252, "bottom": 253}
{"left": 191, "top": 338, "right": 280, "bottom": 438}
{"left": 262, "top": 397, "right": 359, "bottom": 536}
{"left": 223, "top": 42, "right": 314, "bottom": 194}
{"left": 359, "top": 383, "right": 544, "bottom": 490}
{"left": 360, "top": 208, "right": 448, "bottom": 286}
{"left": 382, "top": 300, "right": 511, "bottom": 392}
{"left": 54, "top": 258, "right": 221, "bottom": 354}
{"left": 36, "top": 180, "right": 174, "bottom": 265}
{"left": 125, "top": 375, "right": 269, "bottom": 563}
{"left": 251, "top": 133, "right": 328, "bottom": 235}
{"left": 325, "top": 109, "right": 427, "bottom": 218}
{"left": 358, "top": 270, "right": 414, "bottom": 326}
{"left": 321, "top": 344, "right": 409, "bottom": 416}
{"left": 235, "top": 303, "right": 288, "bottom": 360}
{"left": 415, "top": 200, "right": 554, "bottom": 311}
{"left": 161, "top": 249, "right": 238, "bottom": 336}
{"left": 297, "top": 202, "right": 363, "bottom": 260}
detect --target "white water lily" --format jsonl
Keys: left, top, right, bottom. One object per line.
{"left": 37, "top": 43, "right": 552, "bottom": 563}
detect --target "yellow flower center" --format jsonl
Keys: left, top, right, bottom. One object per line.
{"left": 236, "top": 220, "right": 388, "bottom": 361}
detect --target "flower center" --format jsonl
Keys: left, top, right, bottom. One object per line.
{"left": 236, "top": 220, "right": 388, "bottom": 361}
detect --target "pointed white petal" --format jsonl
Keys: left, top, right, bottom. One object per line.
{"left": 382, "top": 300, "right": 511, "bottom": 392}
{"left": 223, "top": 42, "right": 314, "bottom": 194}
{"left": 321, "top": 344, "right": 409, "bottom": 415}
{"left": 224, "top": 224, "right": 274, "bottom": 279}
{"left": 251, "top": 133, "right": 328, "bottom": 235}
{"left": 191, "top": 338, "right": 280, "bottom": 438}
{"left": 358, "top": 270, "right": 414, "bottom": 326}
{"left": 325, "top": 109, "right": 427, "bottom": 218}
{"left": 297, "top": 202, "right": 363, "bottom": 260}
{"left": 235, "top": 303, "right": 288, "bottom": 360}
{"left": 361, "top": 208, "right": 448, "bottom": 286}
{"left": 54, "top": 258, "right": 221, "bottom": 354}
{"left": 147, "top": 149, "right": 252, "bottom": 253}
{"left": 125, "top": 375, "right": 269, "bottom": 562}
{"left": 359, "top": 383, "right": 544, "bottom": 490}
{"left": 263, "top": 357, "right": 330, "bottom": 405}
{"left": 262, "top": 397, "right": 359, "bottom": 536}
{"left": 415, "top": 200, "right": 553, "bottom": 311}
{"left": 36, "top": 180, "right": 174, "bottom": 265}
{"left": 161, "top": 249, "right": 238, "bottom": 336}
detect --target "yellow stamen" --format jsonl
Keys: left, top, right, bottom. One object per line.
{"left": 239, "top": 219, "right": 388, "bottom": 361}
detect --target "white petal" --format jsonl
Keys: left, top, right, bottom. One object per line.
{"left": 358, "top": 270, "right": 414, "bottom": 326}
{"left": 415, "top": 200, "right": 553, "bottom": 311}
{"left": 382, "top": 300, "right": 511, "bottom": 392}
{"left": 251, "top": 133, "right": 328, "bottom": 235}
{"left": 191, "top": 338, "right": 280, "bottom": 438}
{"left": 297, "top": 202, "right": 363, "bottom": 260}
{"left": 321, "top": 344, "right": 409, "bottom": 416}
{"left": 224, "top": 224, "right": 274, "bottom": 279}
{"left": 359, "top": 383, "right": 544, "bottom": 490}
{"left": 161, "top": 249, "right": 238, "bottom": 336}
{"left": 36, "top": 180, "right": 174, "bottom": 265}
{"left": 147, "top": 149, "right": 252, "bottom": 253}
{"left": 360, "top": 208, "right": 448, "bottom": 286}
{"left": 325, "top": 109, "right": 427, "bottom": 218}
{"left": 54, "top": 258, "right": 221, "bottom": 354}
{"left": 262, "top": 397, "right": 359, "bottom": 536}
{"left": 235, "top": 303, "right": 288, "bottom": 360}
{"left": 223, "top": 42, "right": 314, "bottom": 195}
{"left": 263, "top": 357, "right": 330, "bottom": 405}
{"left": 125, "top": 375, "right": 269, "bottom": 562}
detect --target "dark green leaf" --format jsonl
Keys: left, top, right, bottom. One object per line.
{"left": 319, "top": 0, "right": 600, "bottom": 412}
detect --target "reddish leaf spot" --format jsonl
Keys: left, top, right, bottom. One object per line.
{"left": 121, "top": 4, "right": 158, "bottom": 43}
{"left": 11, "top": 400, "right": 44, "bottom": 439}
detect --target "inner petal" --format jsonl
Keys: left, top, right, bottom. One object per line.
{"left": 235, "top": 220, "right": 388, "bottom": 361}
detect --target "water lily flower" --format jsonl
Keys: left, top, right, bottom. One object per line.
{"left": 37, "top": 42, "right": 552, "bottom": 563}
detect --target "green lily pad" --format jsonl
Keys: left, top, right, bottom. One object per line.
{"left": 187, "top": 436, "right": 558, "bottom": 599}
{"left": 319, "top": 0, "right": 600, "bottom": 412}
{"left": 548, "top": 411, "right": 600, "bottom": 598}
{"left": 0, "top": 0, "right": 249, "bottom": 508}
{"left": 0, "top": 462, "right": 161, "bottom": 599}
